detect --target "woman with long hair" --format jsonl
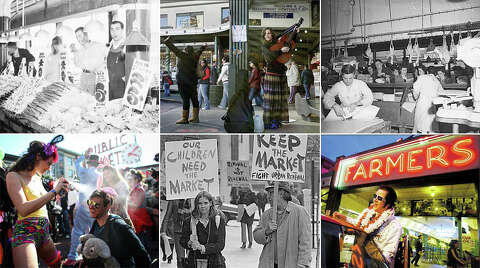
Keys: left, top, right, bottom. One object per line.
{"left": 102, "top": 165, "right": 133, "bottom": 227}
{"left": 180, "top": 190, "right": 226, "bottom": 268}
{"left": 43, "top": 36, "right": 64, "bottom": 83}
{"left": 447, "top": 240, "right": 465, "bottom": 268}
{"left": 6, "top": 140, "right": 69, "bottom": 268}
{"left": 261, "top": 27, "right": 291, "bottom": 129}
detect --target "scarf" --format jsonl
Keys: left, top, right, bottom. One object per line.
{"left": 355, "top": 205, "right": 395, "bottom": 234}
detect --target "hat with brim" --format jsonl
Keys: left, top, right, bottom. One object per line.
{"left": 265, "top": 181, "right": 291, "bottom": 194}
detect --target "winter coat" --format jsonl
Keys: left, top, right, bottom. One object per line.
{"left": 249, "top": 67, "right": 261, "bottom": 89}
{"left": 253, "top": 201, "right": 312, "bottom": 268}
{"left": 217, "top": 62, "right": 229, "bottom": 83}
{"left": 286, "top": 63, "right": 300, "bottom": 87}
{"left": 164, "top": 39, "right": 205, "bottom": 86}
{"left": 223, "top": 70, "right": 254, "bottom": 133}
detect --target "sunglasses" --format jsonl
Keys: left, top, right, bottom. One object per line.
{"left": 87, "top": 200, "right": 101, "bottom": 209}
{"left": 373, "top": 194, "right": 384, "bottom": 202}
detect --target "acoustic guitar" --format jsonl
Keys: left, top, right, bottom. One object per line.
{"left": 269, "top": 17, "right": 304, "bottom": 64}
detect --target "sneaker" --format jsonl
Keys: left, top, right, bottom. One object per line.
{"left": 202, "top": 107, "right": 210, "bottom": 110}
{"left": 217, "top": 105, "right": 226, "bottom": 109}
{"left": 62, "top": 259, "right": 78, "bottom": 267}
{"left": 66, "top": 234, "right": 70, "bottom": 239}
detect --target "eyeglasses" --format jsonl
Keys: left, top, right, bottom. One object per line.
{"left": 87, "top": 200, "right": 101, "bottom": 209}
{"left": 373, "top": 194, "right": 384, "bottom": 202}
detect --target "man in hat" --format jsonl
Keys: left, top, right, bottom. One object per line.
{"left": 253, "top": 181, "right": 312, "bottom": 268}
{"left": 63, "top": 148, "right": 101, "bottom": 267}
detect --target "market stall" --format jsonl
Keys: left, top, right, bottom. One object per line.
{"left": 321, "top": 0, "right": 480, "bottom": 133}
{"left": 323, "top": 135, "right": 480, "bottom": 267}
{"left": 0, "top": 0, "right": 159, "bottom": 133}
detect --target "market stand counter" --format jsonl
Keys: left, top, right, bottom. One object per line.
{"left": 0, "top": 76, "right": 159, "bottom": 133}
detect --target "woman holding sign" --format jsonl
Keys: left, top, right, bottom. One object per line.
{"left": 180, "top": 191, "right": 226, "bottom": 268}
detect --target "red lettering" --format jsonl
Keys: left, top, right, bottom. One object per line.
{"left": 351, "top": 244, "right": 364, "bottom": 268}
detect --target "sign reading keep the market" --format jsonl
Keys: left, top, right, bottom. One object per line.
{"left": 165, "top": 139, "right": 219, "bottom": 200}
{"left": 251, "top": 135, "right": 307, "bottom": 183}
{"left": 334, "top": 135, "right": 480, "bottom": 189}
{"left": 226, "top": 160, "right": 250, "bottom": 186}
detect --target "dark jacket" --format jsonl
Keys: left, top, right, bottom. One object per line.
{"left": 415, "top": 238, "right": 423, "bottom": 252}
{"left": 248, "top": 67, "right": 261, "bottom": 89}
{"left": 255, "top": 191, "right": 268, "bottom": 208}
{"left": 199, "top": 66, "right": 211, "bottom": 84}
{"left": 261, "top": 42, "right": 287, "bottom": 75}
{"left": 223, "top": 70, "right": 253, "bottom": 133}
{"left": 210, "top": 66, "right": 218, "bottom": 85}
{"left": 301, "top": 68, "right": 314, "bottom": 85}
{"left": 180, "top": 215, "right": 226, "bottom": 268}
{"left": 89, "top": 214, "right": 151, "bottom": 268}
{"left": 164, "top": 39, "right": 205, "bottom": 86}
{"left": 12, "top": 48, "right": 35, "bottom": 76}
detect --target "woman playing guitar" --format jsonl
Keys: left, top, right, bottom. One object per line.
{"left": 261, "top": 19, "right": 302, "bottom": 129}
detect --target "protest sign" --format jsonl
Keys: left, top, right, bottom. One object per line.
{"left": 226, "top": 160, "right": 250, "bottom": 186}
{"left": 251, "top": 135, "right": 307, "bottom": 183}
{"left": 165, "top": 139, "right": 219, "bottom": 200}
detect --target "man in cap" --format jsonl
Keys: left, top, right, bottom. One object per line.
{"left": 63, "top": 149, "right": 101, "bottom": 267}
{"left": 253, "top": 181, "right": 312, "bottom": 268}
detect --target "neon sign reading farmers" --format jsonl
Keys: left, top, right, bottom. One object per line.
{"left": 334, "top": 136, "right": 479, "bottom": 189}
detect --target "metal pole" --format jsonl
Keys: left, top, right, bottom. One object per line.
{"left": 311, "top": 159, "right": 315, "bottom": 247}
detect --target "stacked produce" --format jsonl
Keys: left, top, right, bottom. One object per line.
{"left": 0, "top": 76, "right": 22, "bottom": 98}
{"left": 1, "top": 77, "right": 49, "bottom": 115}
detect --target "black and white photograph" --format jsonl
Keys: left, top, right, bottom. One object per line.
{"left": 0, "top": 0, "right": 159, "bottom": 133}
{"left": 160, "top": 134, "right": 320, "bottom": 268}
{"left": 321, "top": 0, "right": 480, "bottom": 134}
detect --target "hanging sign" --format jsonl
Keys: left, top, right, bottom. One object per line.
{"left": 334, "top": 135, "right": 480, "bottom": 189}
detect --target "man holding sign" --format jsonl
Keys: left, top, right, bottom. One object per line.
{"left": 251, "top": 134, "right": 311, "bottom": 268}
{"left": 253, "top": 181, "right": 311, "bottom": 268}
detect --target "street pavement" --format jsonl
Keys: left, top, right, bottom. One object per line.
{"left": 159, "top": 220, "right": 319, "bottom": 268}
{"left": 160, "top": 91, "right": 320, "bottom": 133}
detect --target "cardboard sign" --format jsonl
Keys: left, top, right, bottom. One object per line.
{"left": 88, "top": 134, "right": 136, "bottom": 167}
{"left": 251, "top": 135, "right": 307, "bottom": 183}
{"left": 165, "top": 139, "right": 219, "bottom": 200}
{"left": 123, "top": 58, "right": 152, "bottom": 111}
{"left": 226, "top": 160, "right": 250, "bottom": 186}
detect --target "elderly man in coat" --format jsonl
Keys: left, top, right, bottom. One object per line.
{"left": 253, "top": 182, "right": 312, "bottom": 268}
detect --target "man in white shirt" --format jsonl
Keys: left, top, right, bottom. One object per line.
{"left": 71, "top": 27, "right": 106, "bottom": 95}
{"left": 323, "top": 64, "right": 374, "bottom": 118}
{"left": 333, "top": 186, "right": 402, "bottom": 267}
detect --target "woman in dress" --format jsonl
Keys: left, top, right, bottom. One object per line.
{"left": 6, "top": 140, "right": 69, "bottom": 267}
{"left": 180, "top": 190, "right": 226, "bottom": 268}
{"left": 238, "top": 188, "right": 256, "bottom": 248}
{"left": 261, "top": 28, "right": 292, "bottom": 129}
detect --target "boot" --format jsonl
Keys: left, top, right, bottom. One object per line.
{"left": 176, "top": 109, "right": 189, "bottom": 124}
{"left": 189, "top": 107, "right": 200, "bottom": 123}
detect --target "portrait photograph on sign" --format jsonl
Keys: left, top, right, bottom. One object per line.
{"left": 160, "top": 0, "right": 320, "bottom": 134}
{"left": 321, "top": 134, "right": 480, "bottom": 268}
{"left": 160, "top": 134, "right": 320, "bottom": 268}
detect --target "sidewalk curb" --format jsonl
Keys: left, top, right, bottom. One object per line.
{"left": 160, "top": 97, "right": 183, "bottom": 104}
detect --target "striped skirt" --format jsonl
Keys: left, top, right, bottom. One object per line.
{"left": 263, "top": 74, "right": 289, "bottom": 125}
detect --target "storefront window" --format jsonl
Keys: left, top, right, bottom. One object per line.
{"left": 221, "top": 8, "right": 230, "bottom": 24}
{"left": 176, "top": 12, "right": 204, "bottom": 29}
{"left": 161, "top": 14, "right": 168, "bottom": 28}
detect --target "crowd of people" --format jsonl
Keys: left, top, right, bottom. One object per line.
{"left": 0, "top": 139, "right": 159, "bottom": 267}
{"left": 161, "top": 27, "right": 315, "bottom": 131}
{"left": 160, "top": 182, "right": 312, "bottom": 268}
{"left": 2, "top": 20, "right": 132, "bottom": 101}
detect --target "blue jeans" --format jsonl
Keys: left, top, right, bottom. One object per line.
{"left": 58, "top": 208, "right": 71, "bottom": 235}
{"left": 198, "top": 83, "right": 210, "bottom": 109}
{"left": 304, "top": 83, "right": 311, "bottom": 99}
{"left": 67, "top": 204, "right": 94, "bottom": 260}
{"left": 248, "top": 87, "right": 263, "bottom": 106}
{"left": 163, "top": 83, "right": 170, "bottom": 96}
{"left": 219, "top": 81, "right": 229, "bottom": 107}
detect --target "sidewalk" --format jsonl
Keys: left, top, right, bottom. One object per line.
{"left": 160, "top": 93, "right": 320, "bottom": 133}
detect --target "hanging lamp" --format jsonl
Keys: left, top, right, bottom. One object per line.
{"left": 125, "top": 1, "right": 149, "bottom": 46}
{"left": 85, "top": 14, "right": 105, "bottom": 38}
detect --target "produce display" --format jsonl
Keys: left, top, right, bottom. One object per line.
{"left": 0, "top": 75, "right": 159, "bottom": 133}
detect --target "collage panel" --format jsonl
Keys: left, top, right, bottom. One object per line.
{"left": 160, "top": 134, "right": 320, "bottom": 268}
{"left": 321, "top": 134, "right": 480, "bottom": 267}
{"left": 0, "top": 0, "right": 159, "bottom": 133}
{"left": 0, "top": 133, "right": 159, "bottom": 267}
{"left": 321, "top": 0, "right": 480, "bottom": 134}
{"left": 160, "top": 0, "right": 321, "bottom": 134}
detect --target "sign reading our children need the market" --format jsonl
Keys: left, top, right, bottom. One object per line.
{"left": 334, "top": 135, "right": 480, "bottom": 189}
{"left": 165, "top": 139, "right": 219, "bottom": 200}
{"left": 251, "top": 134, "right": 307, "bottom": 183}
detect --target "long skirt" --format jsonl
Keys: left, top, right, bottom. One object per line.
{"left": 263, "top": 74, "right": 289, "bottom": 125}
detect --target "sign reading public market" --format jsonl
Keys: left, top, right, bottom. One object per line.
{"left": 334, "top": 135, "right": 480, "bottom": 189}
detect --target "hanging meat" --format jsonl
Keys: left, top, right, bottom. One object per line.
{"left": 435, "top": 33, "right": 451, "bottom": 66}
{"left": 406, "top": 37, "right": 413, "bottom": 63}
{"left": 450, "top": 32, "right": 457, "bottom": 58}
{"left": 365, "top": 40, "right": 373, "bottom": 65}
{"left": 388, "top": 40, "right": 395, "bottom": 64}
{"left": 414, "top": 37, "right": 420, "bottom": 65}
